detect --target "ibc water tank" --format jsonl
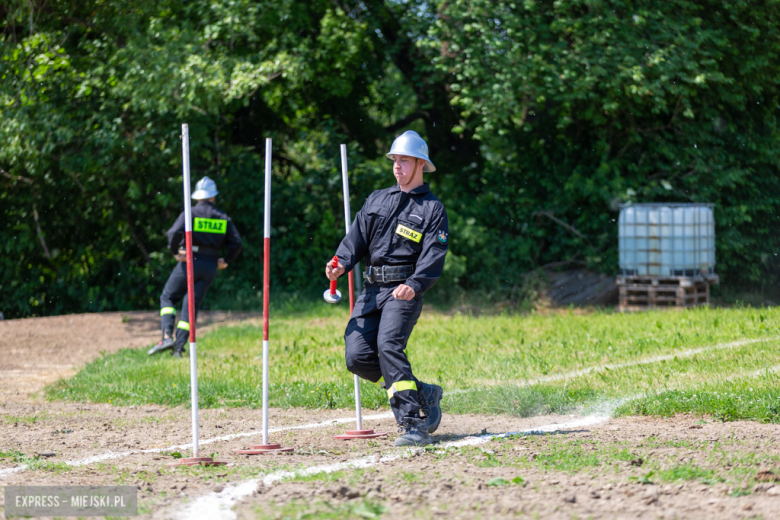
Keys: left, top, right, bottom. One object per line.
{"left": 618, "top": 203, "right": 715, "bottom": 277}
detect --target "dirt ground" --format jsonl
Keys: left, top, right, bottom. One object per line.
{"left": 1, "top": 313, "right": 779, "bottom": 519}
{"left": 233, "top": 414, "right": 780, "bottom": 520}
{"left": 0, "top": 310, "right": 260, "bottom": 400}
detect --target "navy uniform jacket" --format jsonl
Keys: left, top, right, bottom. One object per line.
{"left": 336, "top": 183, "right": 449, "bottom": 295}
{"left": 167, "top": 201, "right": 243, "bottom": 265}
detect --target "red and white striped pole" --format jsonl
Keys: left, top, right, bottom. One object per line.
{"left": 237, "top": 137, "right": 292, "bottom": 455}
{"left": 262, "top": 136, "right": 271, "bottom": 445}
{"left": 334, "top": 144, "right": 387, "bottom": 440}
{"left": 169, "top": 124, "right": 225, "bottom": 467}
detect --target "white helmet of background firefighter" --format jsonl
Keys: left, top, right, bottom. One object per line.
{"left": 386, "top": 130, "right": 436, "bottom": 172}
{"left": 192, "top": 176, "right": 219, "bottom": 200}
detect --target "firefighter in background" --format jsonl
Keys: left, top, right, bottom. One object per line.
{"left": 149, "top": 176, "right": 243, "bottom": 357}
{"left": 326, "top": 131, "right": 448, "bottom": 446}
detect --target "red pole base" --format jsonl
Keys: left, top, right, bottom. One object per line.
{"left": 334, "top": 429, "right": 389, "bottom": 440}
{"left": 235, "top": 443, "right": 294, "bottom": 455}
{"left": 167, "top": 457, "right": 227, "bottom": 467}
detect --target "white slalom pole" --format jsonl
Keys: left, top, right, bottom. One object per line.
{"left": 332, "top": 145, "right": 386, "bottom": 440}
{"left": 340, "top": 145, "right": 363, "bottom": 432}
{"left": 262, "top": 137, "right": 272, "bottom": 447}
{"left": 181, "top": 124, "right": 200, "bottom": 458}
{"left": 235, "top": 137, "right": 292, "bottom": 455}
{"left": 167, "top": 126, "right": 224, "bottom": 468}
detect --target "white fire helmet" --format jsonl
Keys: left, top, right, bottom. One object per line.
{"left": 192, "top": 176, "right": 219, "bottom": 200}
{"left": 386, "top": 130, "right": 436, "bottom": 172}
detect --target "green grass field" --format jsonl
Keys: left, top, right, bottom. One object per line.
{"left": 47, "top": 305, "right": 780, "bottom": 423}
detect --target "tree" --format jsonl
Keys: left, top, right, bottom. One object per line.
{"left": 428, "top": 0, "right": 780, "bottom": 291}
{"left": 2, "top": 0, "right": 779, "bottom": 317}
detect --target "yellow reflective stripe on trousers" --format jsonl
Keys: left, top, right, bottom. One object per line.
{"left": 177, "top": 321, "right": 190, "bottom": 331}
{"left": 387, "top": 380, "right": 417, "bottom": 398}
{"left": 373, "top": 377, "right": 385, "bottom": 388}
{"left": 160, "top": 307, "right": 176, "bottom": 316}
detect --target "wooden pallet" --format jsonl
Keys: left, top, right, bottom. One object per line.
{"left": 616, "top": 275, "right": 717, "bottom": 312}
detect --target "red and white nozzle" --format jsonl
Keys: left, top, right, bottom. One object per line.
{"left": 324, "top": 256, "right": 343, "bottom": 304}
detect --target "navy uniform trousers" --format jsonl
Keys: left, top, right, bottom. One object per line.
{"left": 344, "top": 282, "right": 424, "bottom": 423}
{"left": 160, "top": 255, "right": 218, "bottom": 350}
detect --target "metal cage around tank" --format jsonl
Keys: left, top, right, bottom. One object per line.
{"left": 618, "top": 203, "right": 716, "bottom": 278}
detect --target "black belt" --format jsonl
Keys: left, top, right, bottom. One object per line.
{"left": 191, "top": 245, "right": 220, "bottom": 257}
{"left": 363, "top": 265, "right": 414, "bottom": 284}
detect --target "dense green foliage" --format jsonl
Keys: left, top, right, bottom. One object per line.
{"left": 3, "top": 0, "right": 780, "bottom": 317}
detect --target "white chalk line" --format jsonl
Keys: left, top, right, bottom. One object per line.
{"left": 751, "top": 365, "right": 780, "bottom": 380}
{"left": 447, "top": 336, "right": 779, "bottom": 395}
{"left": 0, "top": 412, "right": 394, "bottom": 479}
{"left": 170, "top": 358, "right": 780, "bottom": 520}
{"left": 172, "top": 415, "right": 610, "bottom": 520}
{"left": 1, "top": 336, "right": 775, "bottom": 480}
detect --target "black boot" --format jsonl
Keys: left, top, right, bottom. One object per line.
{"left": 394, "top": 417, "right": 432, "bottom": 447}
{"left": 148, "top": 337, "right": 175, "bottom": 355}
{"left": 418, "top": 382, "right": 443, "bottom": 434}
{"left": 172, "top": 328, "right": 188, "bottom": 358}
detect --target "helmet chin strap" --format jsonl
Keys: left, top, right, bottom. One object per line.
{"left": 405, "top": 159, "right": 423, "bottom": 187}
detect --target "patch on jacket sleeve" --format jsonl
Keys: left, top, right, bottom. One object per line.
{"left": 437, "top": 230, "right": 448, "bottom": 245}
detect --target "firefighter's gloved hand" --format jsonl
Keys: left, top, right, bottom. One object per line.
{"left": 392, "top": 284, "right": 416, "bottom": 301}
{"left": 218, "top": 258, "right": 228, "bottom": 270}
{"left": 325, "top": 261, "right": 345, "bottom": 281}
